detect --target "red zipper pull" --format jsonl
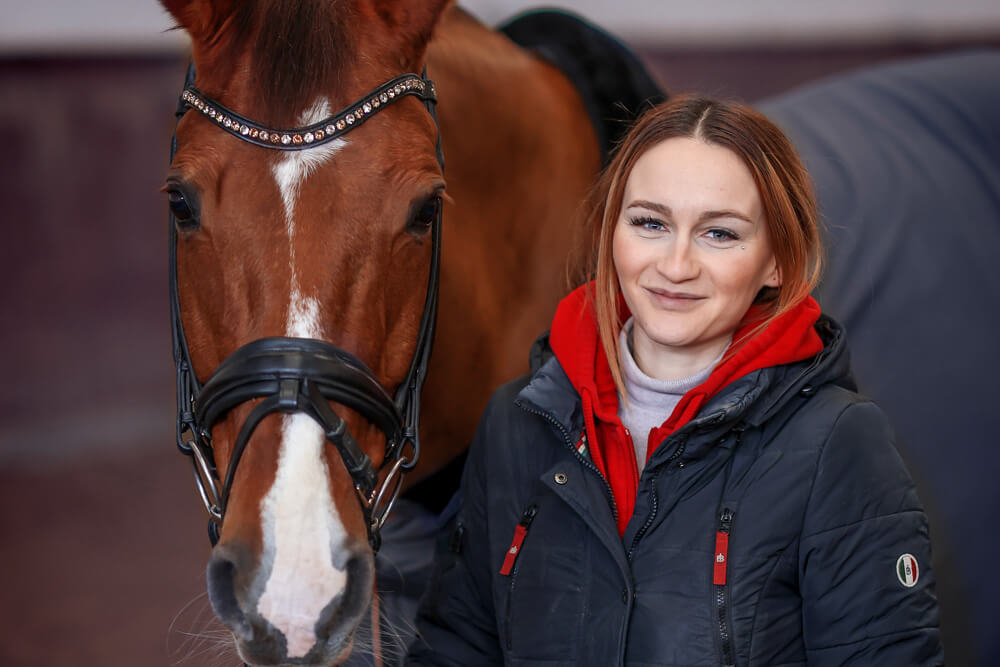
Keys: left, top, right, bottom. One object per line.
{"left": 713, "top": 508, "right": 734, "bottom": 586}
{"left": 500, "top": 504, "right": 537, "bottom": 576}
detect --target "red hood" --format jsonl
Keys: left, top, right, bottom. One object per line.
{"left": 549, "top": 282, "right": 823, "bottom": 536}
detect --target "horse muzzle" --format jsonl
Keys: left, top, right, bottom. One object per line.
{"left": 207, "top": 538, "right": 375, "bottom": 666}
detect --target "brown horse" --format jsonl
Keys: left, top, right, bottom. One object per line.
{"left": 161, "top": 1, "right": 605, "bottom": 664}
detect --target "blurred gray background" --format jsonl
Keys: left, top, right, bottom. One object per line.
{"left": 1, "top": 1, "right": 997, "bottom": 665}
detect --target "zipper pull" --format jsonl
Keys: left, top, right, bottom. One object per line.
{"left": 500, "top": 504, "right": 537, "bottom": 576}
{"left": 450, "top": 523, "right": 465, "bottom": 554}
{"left": 713, "top": 507, "right": 734, "bottom": 586}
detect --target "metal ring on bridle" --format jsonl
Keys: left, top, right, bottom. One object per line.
{"left": 365, "top": 456, "right": 407, "bottom": 529}
{"left": 187, "top": 439, "right": 223, "bottom": 520}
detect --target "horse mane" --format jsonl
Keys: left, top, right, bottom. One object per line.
{"left": 173, "top": 0, "right": 452, "bottom": 122}
{"left": 221, "top": 0, "right": 355, "bottom": 121}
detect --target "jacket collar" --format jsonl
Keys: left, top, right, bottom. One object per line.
{"left": 519, "top": 287, "right": 853, "bottom": 450}
{"left": 518, "top": 349, "right": 585, "bottom": 438}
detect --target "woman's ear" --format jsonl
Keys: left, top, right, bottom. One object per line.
{"left": 764, "top": 257, "right": 782, "bottom": 289}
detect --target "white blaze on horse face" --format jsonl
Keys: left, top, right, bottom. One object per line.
{"left": 257, "top": 99, "right": 351, "bottom": 658}
{"left": 272, "top": 99, "right": 346, "bottom": 238}
{"left": 257, "top": 413, "right": 347, "bottom": 657}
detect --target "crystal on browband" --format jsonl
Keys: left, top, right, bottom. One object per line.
{"left": 179, "top": 73, "right": 436, "bottom": 151}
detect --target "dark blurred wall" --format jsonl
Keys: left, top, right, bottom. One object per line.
{"left": 0, "top": 56, "right": 186, "bottom": 465}
{"left": 0, "top": 55, "right": 210, "bottom": 667}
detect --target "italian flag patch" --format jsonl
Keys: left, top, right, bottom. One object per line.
{"left": 896, "top": 553, "right": 919, "bottom": 587}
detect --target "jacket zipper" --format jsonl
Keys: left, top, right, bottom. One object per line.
{"left": 629, "top": 421, "right": 740, "bottom": 563}
{"left": 503, "top": 503, "right": 538, "bottom": 650}
{"left": 515, "top": 401, "right": 619, "bottom": 526}
{"left": 626, "top": 473, "right": 658, "bottom": 562}
{"left": 626, "top": 435, "right": 687, "bottom": 561}
{"left": 715, "top": 507, "right": 735, "bottom": 667}
{"left": 500, "top": 504, "right": 537, "bottom": 575}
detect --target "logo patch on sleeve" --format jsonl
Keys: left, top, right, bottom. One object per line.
{"left": 896, "top": 553, "right": 919, "bottom": 587}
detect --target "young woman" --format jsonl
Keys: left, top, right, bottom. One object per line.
{"left": 408, "top": 96, "right": 943, "bottom": 666}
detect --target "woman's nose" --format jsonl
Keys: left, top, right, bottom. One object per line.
{"left": 656, "top": 238, "right": 699, "bottom": 283}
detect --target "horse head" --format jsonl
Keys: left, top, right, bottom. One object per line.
{"left": 161, "top": 0, "right": 450, "bottom": 663}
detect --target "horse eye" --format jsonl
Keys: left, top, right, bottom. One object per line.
{"left": 167, "top": 188, "right": 200, "bottom": 230}
{"left": 409, "top": 196, "right": 441, "bottom": 233}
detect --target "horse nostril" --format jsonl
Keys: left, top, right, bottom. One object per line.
{"left": 315, "top": 549, "right": 375, "bottom": 643}
{"left": 206, "top": 551, "right": 253, "bottom": 641}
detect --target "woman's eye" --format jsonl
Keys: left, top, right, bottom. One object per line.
{"left": 705, "top": 228, "right": 739, "bottom": 243}
{"left": 409, "top": 196, "right": 441, "bottom": 233}
{"left": 167, "top": 188, "right": 199, "bottom": 229}
{"left": 629, "top": 216, "right": 664, "bottom": 232}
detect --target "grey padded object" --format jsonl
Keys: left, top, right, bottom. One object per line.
{"left": 760, "top": 50, "right": 1000, "bottom": 667}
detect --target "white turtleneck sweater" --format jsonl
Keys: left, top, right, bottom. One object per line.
{"left": 618, "top": 318, "right": 726, "bottom": 473}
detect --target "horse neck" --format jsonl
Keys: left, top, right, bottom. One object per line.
{"left": 429, "top": 8, "right": 601, "bottom": 208}
{"left": 408, "top": 7, "right": 602, "bottom": 481}
{"left": 428, "top": 7, "right": 601, "bottom": 282}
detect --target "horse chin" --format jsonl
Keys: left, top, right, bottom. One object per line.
{"left": 235, "top": 638, "right": 354, "bottom": 667}
{"left": 217, "top": 547, "right": 375, "bottom": 667}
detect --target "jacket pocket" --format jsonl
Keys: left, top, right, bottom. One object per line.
{"left": 498, "top": 501, "right": 587, "bottom": 662}
{"left": 714, "top": 506, "right": 736, "bottom": 667}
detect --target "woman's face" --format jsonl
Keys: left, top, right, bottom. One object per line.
{"left": 612, "top": 137, "right": 780, "bottom": 376}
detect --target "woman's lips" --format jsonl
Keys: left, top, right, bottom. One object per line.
{"left": 644, "top": 286, "right": 705, "bottom": 308}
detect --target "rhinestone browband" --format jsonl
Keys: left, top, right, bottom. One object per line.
{"left": 180, "top": 73, "right": 436, "bottom": 151}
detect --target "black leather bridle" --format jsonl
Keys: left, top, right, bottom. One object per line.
{"left": 169, "top": 66, "right": 443, "bottom": 552}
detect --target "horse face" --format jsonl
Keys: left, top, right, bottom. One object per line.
{"left": 162, "top": 0, "right": 448, "bottom": 664}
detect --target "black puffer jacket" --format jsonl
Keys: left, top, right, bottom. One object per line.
{"left": 409, "top": 315, "right": 943, "bottom": 666}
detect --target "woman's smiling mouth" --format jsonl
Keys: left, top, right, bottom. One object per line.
{"left": 644, "top": 286, "right": 706, "bottom": 308}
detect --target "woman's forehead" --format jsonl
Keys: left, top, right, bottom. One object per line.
{"left": 623, "top": 137, "right": 760, "bottom": 216}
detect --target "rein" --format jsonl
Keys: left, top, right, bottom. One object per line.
{"left": 169, "top": 66, "right": 443, "bottom": 552}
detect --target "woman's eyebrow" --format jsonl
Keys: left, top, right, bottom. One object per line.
{"left": 699, "top": 209, "right": 755, "bottom": 224}
{"left": 627, "top": 199, "right": 755, "bottom": 225}
{"left": 626, "top": 199, "right": 671, "bottom": 216}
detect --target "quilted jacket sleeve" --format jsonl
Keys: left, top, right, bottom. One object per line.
{"left": 407, "top": 396, "right": 504, "bottom": 666}
{"left": 799, "top": 398, "right": 944, "bottom": 665}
